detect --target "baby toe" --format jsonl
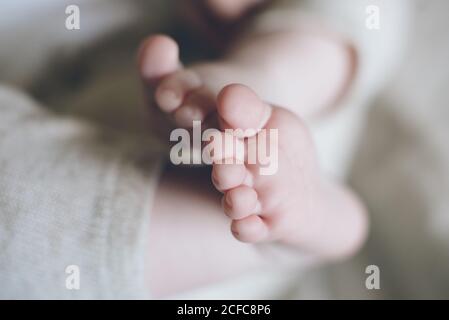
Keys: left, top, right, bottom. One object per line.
{"left": 173, "top": 104, "right": 204, "bottom": 128}
{"left": 204, "top": 131, "right": 245, "bottom": 165}
{"left": 155, "top": 70, "right": 202, "bottom": 113}
{"left": 217, "top": 84, "right": 271, "bottom": 136}
{"left": 223, "top": 185, "right": 260, "bottom": 220}
{"left": 173, "top": 88, "right": 216, "bottom": 128}
{"left": 231, "top": 215, "right": 269, "bottom": 243}
{"left": 212, "top": 163, "right": 247, "bottom": 191}
{"left": 138, "top": 34, "right": 179, "bottom": 84}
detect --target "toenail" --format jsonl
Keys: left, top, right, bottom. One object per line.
{"left": 231, "top": 226, "right": 239, "bottom": 236}
{"left": 161, "top": 88, "right": 181, "bottom": 103}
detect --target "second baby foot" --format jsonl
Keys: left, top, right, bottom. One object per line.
{"left": 138, "top": 34, "right": 271, "bottom": 131}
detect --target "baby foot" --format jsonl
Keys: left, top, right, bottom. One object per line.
{"left": 210, "top": 84, "right": 367, "bottom": 258}
{"left": 209, "top": 84, "right": 314, "bottom": 243}
{"left": 138, "top": 35, "right": 222, "bottom": 132}
{"left": 138, "top": 34, "right": 267, "bottom": 134}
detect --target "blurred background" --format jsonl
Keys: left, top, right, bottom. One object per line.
{"left": 0, "top": 0, "right": 448, "bottom": 299}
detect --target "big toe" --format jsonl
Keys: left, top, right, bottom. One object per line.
{"left": 138, "top": 35, "right": 180, "bottom": 84}
{"left": 217, "top": 84, "right": 271, "bottom": 136}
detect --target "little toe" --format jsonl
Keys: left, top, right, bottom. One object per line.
{"left": 231, "top": 215, "right": 269, "bottom": 243}
{"left": 223, "top": 185, "right": 260, "bottom": 220}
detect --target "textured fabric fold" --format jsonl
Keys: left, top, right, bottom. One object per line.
{"left": 0, "top": 86, "right": 162, "bottom": 299}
